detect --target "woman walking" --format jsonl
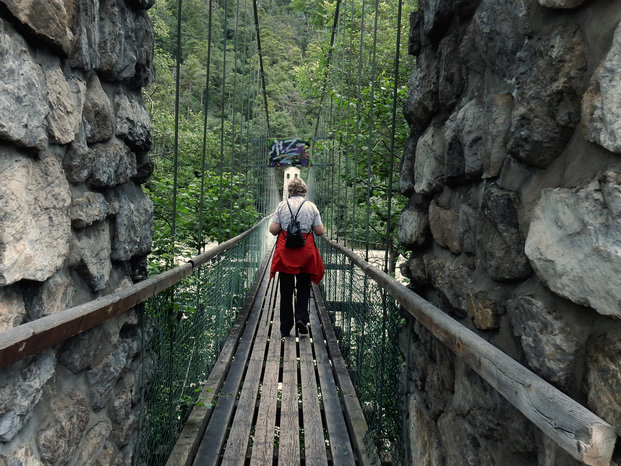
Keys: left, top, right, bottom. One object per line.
{"left": 269, "top": 178, "right": 325, "bottom": 337}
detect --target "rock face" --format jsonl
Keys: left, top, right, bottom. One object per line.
{"left": 0, "top": 0, "right": 153, "bottom": 463}
{"left": 400, "top": 0, "right": 621, "bottom": 463}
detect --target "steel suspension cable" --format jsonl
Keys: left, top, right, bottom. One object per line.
{"left": 313, "top": 0, "right": 342, "bottom": 139}
{"left": 252, "top": 0, "right": 271, "bottom": 136}
{"left": 171, "top": 0, "right": 184, "bottom": 264}
{"left": 218, "top": 0, "right": 230, "bottom": 242}
{"left": 384, "top": 0, "right": 403, "bottom": 275}
{"left": 241, "top": 0, "right": 250, "bottom": 230}
{"left": 343, "top": 0, "right": 355, "bottom": 245}
{"left": 352, "top": 0, "right": 367, "bottom": 244}
{"left": 335, "top": 0, "right": 347, "bottom": 241}
{"left": 197, "top": 0, "right": 215, "bottom": 254}
{"left": 229, "top": 0, "right": 241, "bottom": 235}
{"left": 364, "top": 0, "right": 380, "bottom": 261}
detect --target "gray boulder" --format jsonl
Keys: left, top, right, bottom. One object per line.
{"left": 69, "top": 222, "right": 112, "bottom": 292}
{"left": 0, "top": 286, "right": 25, "bottom": 332}
{"left": 437, "top": 30, "right": 465, "bottom": 109}
{"left": 83, "top": 73, "right": 115, "bottom": 144}
{"left": 414, "top": 122, "right": 445, "bottom": 195}
{"left": 0, "top": 0, "right": 78, "bottom": 55}
{"left": 23, "top": 270, "right": 75, "bottom": 320}
{"left": 87, "top": 339, "right": 138, "bottom": 412}
{"left": 398, "top": 199, "right": 429, "bottom": 247}
{"left": 114, "top": 88, "right": 152, "bottom": 152}
{"left": 399, "top": 136, "right": 417, "bottom": 196}
{"left": 506, "top": 296, "right": 579, "bottom": 389}
{"left": 88, "top": 137, "right": 137, "bottom": 188}
{"left": 70, "top": 0, "right": 154, "bottom": 85}
{"left": 403, "top": 49, "right": 439, "bottom": 132}
{"left": 0, "top": 152, "right": 71, "bottom": 286}
{"left": 458, "top": 0, "right": 531, "bottom": 78}
{"left": 0, "top": 19, "right": 48, "bottom": 150}
{"left": 429, "top": 200, "right": 461, "bottom": 254}
{"left": 508, "top": 24, "right": 587, "bottom": 168}
{"left": 42, "top": 56, "right": 84, "bottom": 145}
{"left": 106, "top": 183, "right": 153, "bottom": 261}
{"left": 0, "top": 353, "right": 56, "bottom": 442}
{"left": 71, "top": 420, "right": 113, "bottom": 465}
{"left": 407, "top": 394, "right": 444, "bottom": 466}
{"left": 583, "top": 22, "right": 621, "bottom": 155}
{"left": 443, "top": 100, "right": 485, "bottom": 183}
{"left": 36, "top": 392, "right": 90, "bottom": 465}
{"left": 525, "top": 171, "right": 621, "bottom": 317}
{"left": 466, "top": 291, "right": 501, "bottom": 331}
{"left": 63, "top": 139, "right": 94, "bottom": 184}
{"left": 482, "top": 94, "right": 513, "bottom": 179}
{"left": 476, "top": 183, "right": 532, "bottom": 282}
{"left": 70, "top": 191, "right": 110, "bottom": 229}
{"left": 0, "top": 445, "right": 43, "bottom": 466}
{"left": 424, "top": 254, "right": 472, "bottom": 313}
{"left": 585, "top": 330, "right": 621, "bottom": 435}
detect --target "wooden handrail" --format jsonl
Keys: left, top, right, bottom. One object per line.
{"left": 321, "top": 236, "right": 617, "bottom": 466}
{"left": 0, "top": 220, "right": 268, "bottom": 370}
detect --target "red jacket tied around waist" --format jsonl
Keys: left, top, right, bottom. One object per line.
{"left": 270, "top": 231, "right": 325, "bottom": 284}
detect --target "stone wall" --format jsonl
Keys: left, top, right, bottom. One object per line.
{"left": 0, "top": 0, "right": 154, "bottom": 464}
{"left": 400, "top": 0, "right": 621, "bottom": 464}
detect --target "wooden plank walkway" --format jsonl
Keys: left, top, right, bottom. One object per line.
{"left": 169, "top": 255, "right": 378, "bottom": 466}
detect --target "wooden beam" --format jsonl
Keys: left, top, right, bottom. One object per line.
{"left": 322, "top": 237, "right": 617, "bottom": 466}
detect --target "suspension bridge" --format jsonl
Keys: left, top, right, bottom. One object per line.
{"left": 0, "top": 0, "right": 618, "bottom": 464}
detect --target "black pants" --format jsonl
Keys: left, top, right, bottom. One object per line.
{"left": 279, "top": 272, "right": 310, "bottom": 334}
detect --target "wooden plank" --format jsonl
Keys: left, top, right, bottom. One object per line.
{"left": 308, "top": 295, "right": 355, "bottom": 465}
{"left": 278, "top": 332, "right": 300, "bottom": 465}
{"left": 299, "top": 331, "right": 328, "bottom": 465}
{"left": 192, "top": 269, "right": 272, "bottom": 466}
{"left": 219, "top": 277, "right": 276, "bottom": 465}
{"left": 167, "top": 252, "right": 272, "bottom": 466}
{"left": 249, "top": 298, "right": 282, "bottom": 466}
{"left": 322, "top": 237, "right": 617, "bottom": 466}
{"left": 312, "top": 283, "right": 380, "bottom": 466}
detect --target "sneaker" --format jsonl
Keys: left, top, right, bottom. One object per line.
{"left": 296, "top": 320, "right": 308, "bottom": 335}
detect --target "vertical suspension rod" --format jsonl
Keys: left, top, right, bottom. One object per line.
{"left": 218, "top": 0, "right": 230, "bottom": 243}
{"left": 171, "top": 0, "right": 184, "bottom": 262}
{"left": 313, "top": 0, "right": 343, "bottom": 139}
{"left": 384, "top": 0, "right": 403, "bottom": 274}
{"left": 364, "top": 0, "right": 380, "bottom": 261}
{"left": 198, "top": 0, "right": 215, "bottom": 254}
{"left": 252, "top": 0, "right": 271, "bottom": 136}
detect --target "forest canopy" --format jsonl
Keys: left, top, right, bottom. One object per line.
{"left": 145, "top": 0, "right": 416, "bottom": 272}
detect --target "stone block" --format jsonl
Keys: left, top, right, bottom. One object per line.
{"left": 0, "top": 18, "right": 48, "bottom": 150}
{"left": 36, "top": 392, "right": 90, "bottom": 465}
{"left": 583, "top": 22, "right": 621, "bottom": 155}
{"left": 525, "top": 171, "right": 621, "bottom": 317}
{"left": 506, "top": 296, "right": 578, "bottom": 388}
{"left": 476, "top": 183, "right": 532, "bottom": 282}
{"left": 0, "top": 353, "right": 55, "bottom": 442}
{"left": 0, "top": 152, "right": 71, "bottom": 286}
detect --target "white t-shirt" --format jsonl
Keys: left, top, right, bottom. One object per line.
{"left": 272, "top": 196, "right": 323, "bottom": 233}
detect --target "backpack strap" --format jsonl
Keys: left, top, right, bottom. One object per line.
{"left": 286, "top": 199, "right": 306, "bottom": 222}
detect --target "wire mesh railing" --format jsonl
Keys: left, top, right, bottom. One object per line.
{"left": 133, "top": 221, "right": 273, "bottom": 466}
{"left": 318, "top": 237, "right": 405, "bottom": 463}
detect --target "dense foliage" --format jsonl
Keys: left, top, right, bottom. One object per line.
{"left": 145, "top": 0, "right": 416, "bottom": 272}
